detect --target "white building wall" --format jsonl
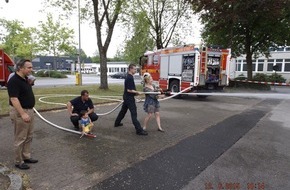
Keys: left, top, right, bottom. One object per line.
{"left": 72, "top": 62, "right": 130, "bottom": 75}
{"left": 232, "top": 48, "right": 290, "bottom": 82}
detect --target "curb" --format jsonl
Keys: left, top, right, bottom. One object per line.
{"left": 233, "top": 79, "right": 290, "bottom": 86}
{"left": 0, "top": 165, "right": 23, "bottom": 190}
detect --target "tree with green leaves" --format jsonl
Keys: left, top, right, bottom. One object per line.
{"left": 121, "top": 0, "right": 194, "bottom": 65}
{"left": 0, "top": 19, "right": 38, "bottom": 60}
{"left": 92, "top": 0, "right": 125, "bottom": 89}
{"left": 131, "top": 0, "right": 193, "bottom": 49}
{"left": 122, "top": 11, "right": 155, "bottom": 65}
{"left": 190, "top": 0, "right": 290, "bottom": 80}
{"left": 37, "top": 13, "right": 76, "bottom": 70}
{"left": 45, "top": 0, "right": 126, "bottom": 89}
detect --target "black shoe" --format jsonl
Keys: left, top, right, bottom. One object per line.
{"left": 137, "top": 131, "right": 148, "bottom": 136}
{"left": 15, "top": 163, "right": 30, "bottom": 170}
{"left": 114, "top": 123, "right": 123, "bottom": 127}
{"left": 24, "top": 158, "right": 38, "bottom": 164}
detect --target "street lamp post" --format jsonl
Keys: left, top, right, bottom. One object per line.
{"left": 77, "top": 0, "right": 82, "bottom": 85}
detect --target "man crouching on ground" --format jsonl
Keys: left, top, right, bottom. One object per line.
{"left": 67, "top": 90, "right": 98, "bottom": 131}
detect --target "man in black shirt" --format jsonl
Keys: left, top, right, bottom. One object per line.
{"left": 67, "top": 90, "right": 98, "bottom": 131}
{"left": 7, "top": 59, "right": 38, "bottom": 170}
{"left": 114, "top": 64, "right": 148, "bottom": 136}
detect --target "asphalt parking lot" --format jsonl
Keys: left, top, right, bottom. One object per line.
{"left": 1, "top": 93, "right": 290, "bottom": 189}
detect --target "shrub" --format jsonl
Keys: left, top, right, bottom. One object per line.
{"left": 235, "top": 74, "right": 247, "bottom": 80}
{"left": 252, "top": 73, "right": 286, "bottom": 83}
{"left": 50, "top": 71, "right": 66, "bottom": 78}
{"left": 229, "top": 80, "right": 270, "bottom": 90}
{"left": 34, "top": 70, "right": 48, "bottom": 77}
{"left": 34, "top": 70, "right": 67, "bottom": 78}
{"left": 229, "top": 74, "right": 270, "bottom": 90}
{"left": 267, "top": 73, "right": 286, "bottom": 83}
{"left": 253, "top": 73, "right": 268, "bottom": 82}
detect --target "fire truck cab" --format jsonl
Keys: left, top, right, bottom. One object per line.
{"left": 0, "top": 49, "right": 15, "bottom": 87}
{"left": 140, "top": 45, "right": 231, "bottom": 94}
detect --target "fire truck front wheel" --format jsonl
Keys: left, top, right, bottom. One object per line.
{"left": 169, "top": 80, "right": 181, "bottom": 99}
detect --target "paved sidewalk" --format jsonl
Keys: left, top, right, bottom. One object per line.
{"left": 183, "top": 99, "right": 290, "bottom": 189}
{"left": 0, "top": 96, "right": 289, "bottom": 189}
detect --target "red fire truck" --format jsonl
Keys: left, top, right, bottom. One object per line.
{"left": 140, "top": 44, "right": 231, "bottom": 94}
{"left": 0, "top": 49, "right": 15, "bottom": 87}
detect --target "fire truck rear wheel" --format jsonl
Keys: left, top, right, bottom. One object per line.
{"left": 169, "top": 80, "right": 181, "bottom": 99}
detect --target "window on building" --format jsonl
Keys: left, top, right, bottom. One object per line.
{"left": 242, "top": 60, "right": 247, "bottom": 71}
{"left": 257, "top": 59, "right": 264, "bottom": 71}
{"left": 269, "top": 47, "right": 275, "bottom": 51}
{"left": 252, "top": 60, "right": 256, "bottom": 71}
{"left": 267, "top": 59, "right": 274, "bottom": 71}
{"left": 275, "top": 59, "right": 283, "bottom": 71}
{"left": 277, "top": 47, "right": 285, "bottom": 51}
{"left": 284, "top": 59, "right": 290, "bottom": 72}
{"left": 236, "top": 59, "right": 242, "bottom": 71}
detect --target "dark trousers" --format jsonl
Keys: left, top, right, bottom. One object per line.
{"left": 70, "top": 112, "right": 98, "bottom": 128}
{"left": 115, "top": 96, "right": 143, "bottom": 133}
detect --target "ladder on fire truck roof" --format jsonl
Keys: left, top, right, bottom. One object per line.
{"left": 160, "top": 44, "right": 197, "bottom": 54}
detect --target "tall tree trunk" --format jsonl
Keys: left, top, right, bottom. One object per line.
{"left": 92, "top": 0, "right": 123, "bottom": 90}
{"left": 245, "top": 28, "right": 253, "bottom": 80}
{"left": 246, "top": 52, "right": 253, "bottom": 80}
{"left": 156, "top": 31, "right": 163, "bottom": 49}
{"left": 99, "top": 48, "right": 108, "bottom": 89}
{"left": 53, "top": 55, "right": 57, "bottom": 70}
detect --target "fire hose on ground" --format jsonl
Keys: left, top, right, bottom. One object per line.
{"left": 33, "top": 86, "right": 193, "bottom": 136}
{"left": 34, "top": 86, "right": 290, "bottom": 136}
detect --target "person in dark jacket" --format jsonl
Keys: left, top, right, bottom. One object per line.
{"left": 114, "top": 64, "right": 148, "bottom": 136}
{"left": 67, "top": 90, "right": 98, "bottom": 131}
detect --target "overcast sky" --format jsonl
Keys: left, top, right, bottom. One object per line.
{"left": 0, "top": 0, "right": 202, "bottom": 58}
{"left": 0, "top": 0, "right": 121, "bottom": 57}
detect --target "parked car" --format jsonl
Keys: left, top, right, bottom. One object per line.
{"left": 110, "top": 72, "right": 127, "bottom": 79}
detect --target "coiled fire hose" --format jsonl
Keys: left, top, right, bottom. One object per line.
{"left": 34, "top": 86, "right": 193, "bottom": 135}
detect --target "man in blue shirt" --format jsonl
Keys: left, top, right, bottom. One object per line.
{"left": 67, "top": 90, "right": 98, "bottom": 131}
{"left": 114, "top": 64, "right": 148, "bottom": 136}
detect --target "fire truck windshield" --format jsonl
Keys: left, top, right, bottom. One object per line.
{"left": 140, "top": 56, "right": 148, "bottom": 66}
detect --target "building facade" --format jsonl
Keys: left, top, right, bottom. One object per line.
{"left": 32, "top": 56, "right": 92, "bottom": 71}
{"left": 31, "top": 55, "right": 138, "bottom": 76}
{"left": 72, "top": 62, "right": 129, "bottom": 75}
{"left": 233, "top": 47, "right": 290, "bottom": 82}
